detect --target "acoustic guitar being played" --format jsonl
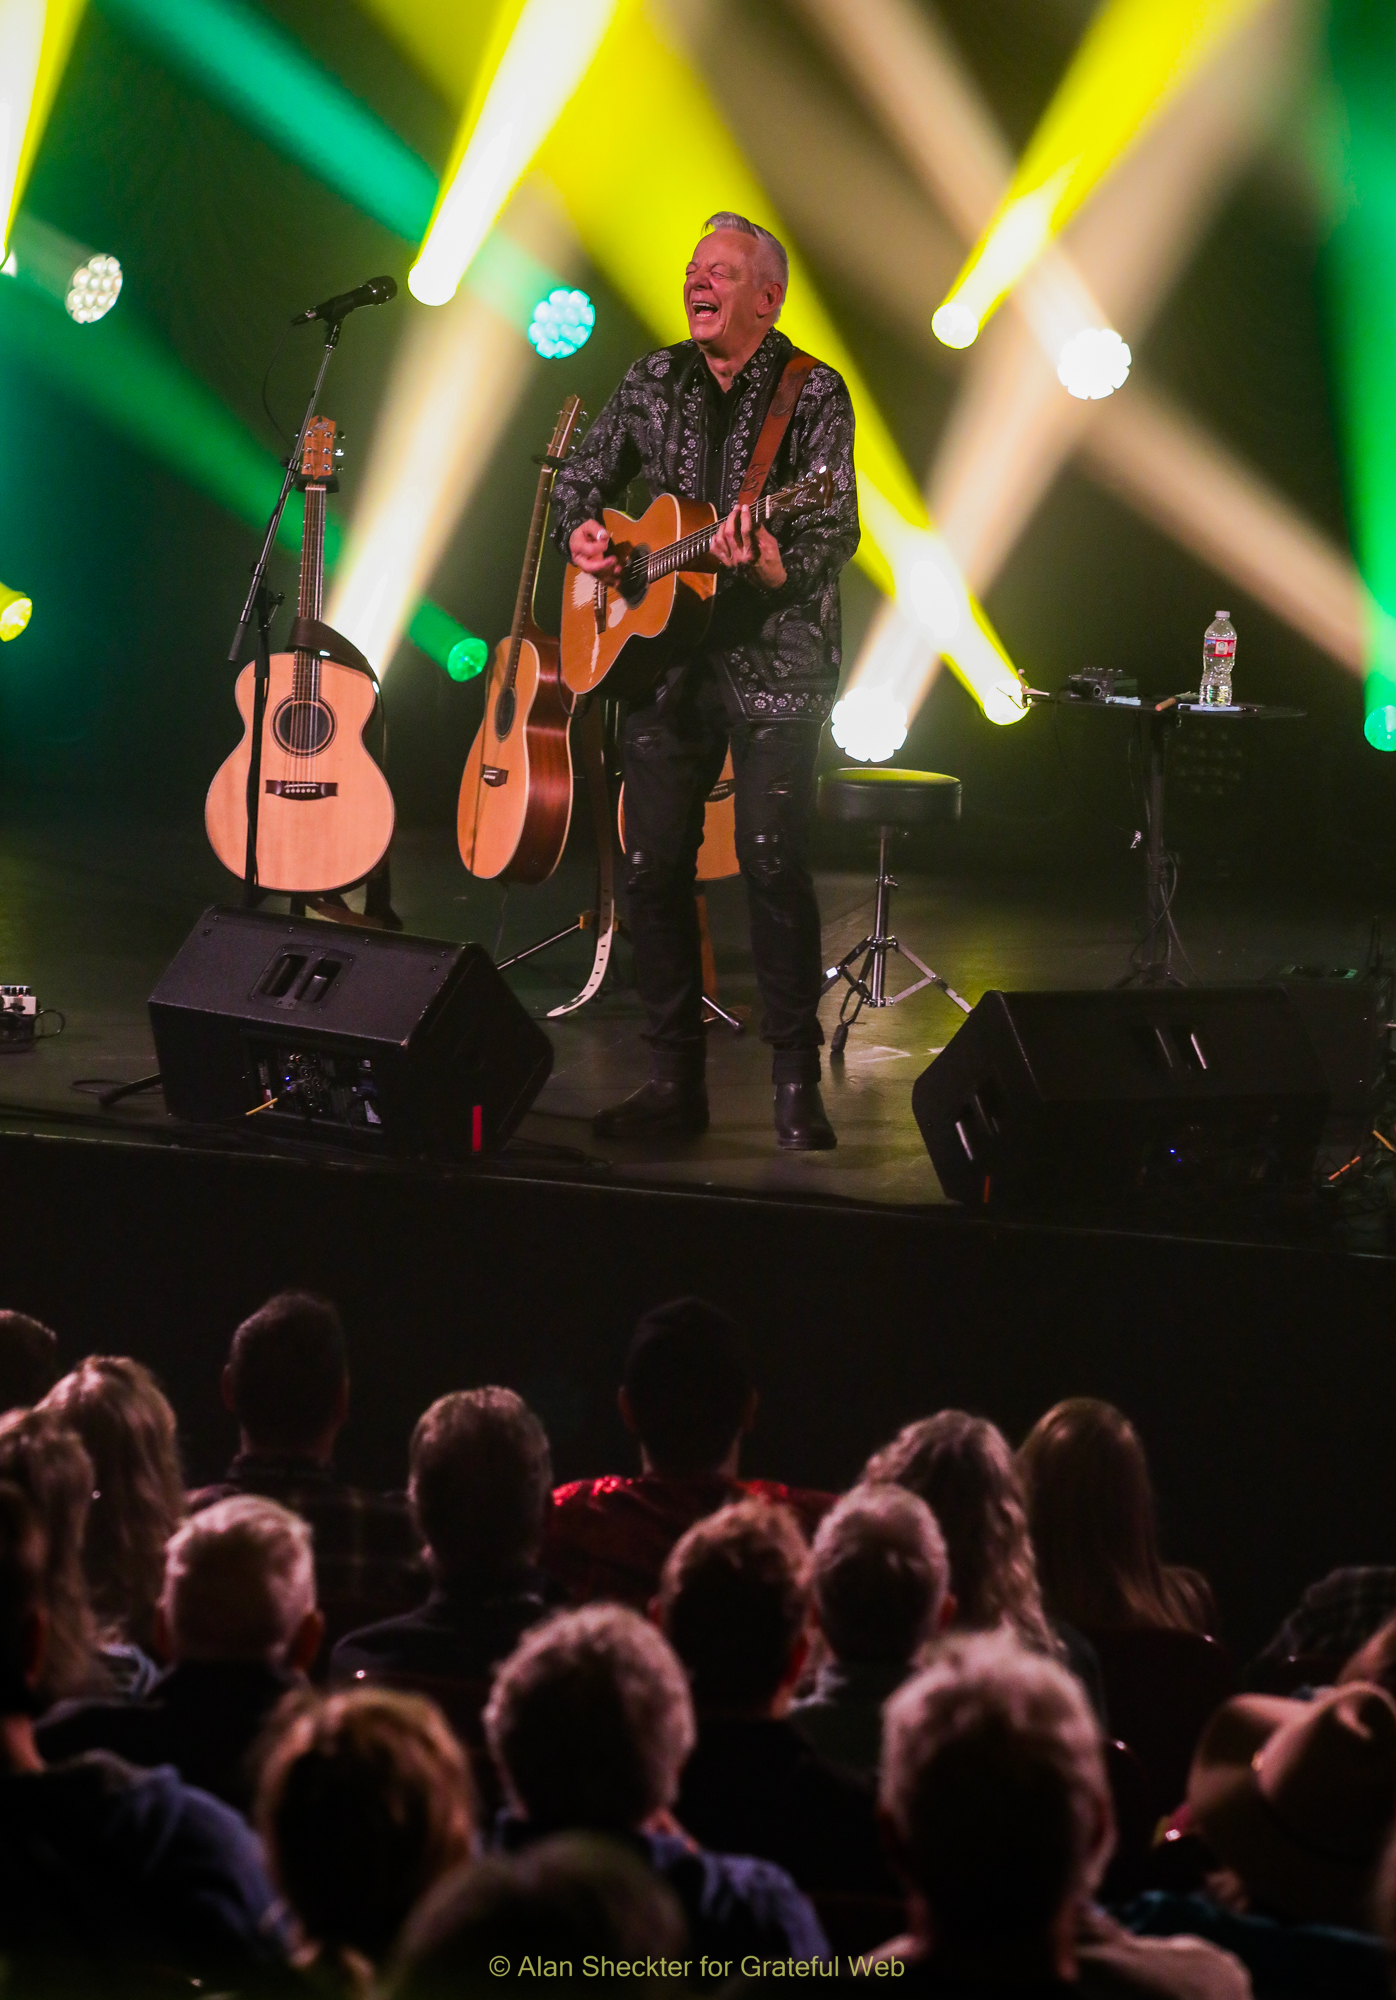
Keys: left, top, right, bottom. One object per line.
{"left": 458, "top": 395, "right": 584, "bottom": 882}
{"left": 559, "top": 466, "right": 833, "bottom": 704}
{"left": 205, "top": 417, "right": 394, "bottom": 894}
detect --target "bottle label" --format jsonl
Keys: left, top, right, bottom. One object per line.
{"left": 1207, "top": 637, "right": 1236, "bottom": 659}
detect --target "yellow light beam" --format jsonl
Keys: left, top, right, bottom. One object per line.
{"left": 784, "top": 0, "right": 1336, "bottom": 712}
{"left": 327, "top": 186, "right": 572, "bottom": 677}
{"left": 931, "top": 0, "right": 1268, "bottom": 346}
{"left": 407, "top": 0, "right": 622, "bottom": 307}
{"left": 0, "top": 0, "right": 85, "bottom": 257}
{"left": 536, "top": 4, "right": 1024, "bottom": 722}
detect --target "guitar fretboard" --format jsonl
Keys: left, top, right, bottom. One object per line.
{"left": 629, "top": 491, "right": 780, "bottom": 590}
{"left": 292, "top": 484, "right": 328, "bottom": 704}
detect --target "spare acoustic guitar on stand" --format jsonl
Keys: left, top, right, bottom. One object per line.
{"left": 205, "top": 417, "right": 395, "bottom": 894}
{"left": 458, "top": 395, "right": 585, "bottom": 882}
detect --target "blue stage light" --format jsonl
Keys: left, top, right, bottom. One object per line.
{"left": 527, "top": 286, "right": 595, "bottom": 358}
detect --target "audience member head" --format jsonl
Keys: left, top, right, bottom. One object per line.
{"left": 486, "top": 1604, "right": 695, "bottom": 1837}
{"left": 257, "top": 1688, "right": 475, "bottom": 1974}
{"left": 619, "top": 1297, "right": 754, "bottom": 1477}
{"left": 659, "top": 1499, "right": 808, "bottom": 1715}
{"left": 810, "top": 1484, "right": 953, "bottom": 1668}
{"left": 0, "top": 1312, "right": 59, "bottom": 1416}
{"left": 1188, "top": 1683, "right": 1396, "bottom": 1929}
{"left": 409, "top": 1388, "right": 551, "bottom": 1587}
{"left": 880, "top": 1631, "right": 1112, "bottom": 1981}
{"left": 1018, "top": 1397, "right": 1204, "bottom": 1635}
{"left": 0, "top": 1408, "right": 97, "bottom": 1700}
{"left": 160, "top": 1494, "right": 322, "bottom": 1672}
{"left": 41, "top": 1356, "right": 185, "bottom": 1655}
{"left": 0, "top": 1479, "right": 48, "bottom": 1724}
{"left": 224, "top": 1290, "right": 348, "bottom": 1460}
{"left": 865, "top": 1411, "right": 1054, "bottom": 1653}
{"left": 386, "top": 1836, "right": 688, "bottom": 1999}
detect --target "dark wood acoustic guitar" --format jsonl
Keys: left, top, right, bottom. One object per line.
{"left": 559, "top": 466, "right": 834, "bottom": 702}
{"left": 205, "top": 417, "right": 394, "bottom": 893}
{"left": 458, "top": 395, "right": 585, "bottom": 882}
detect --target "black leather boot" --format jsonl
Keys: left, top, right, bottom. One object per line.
{"left": 593, "top": 1078, "right": 710, "bottom": 1140}
{"left": 774, "top": 1081, "right": 836, "bottom": 1151}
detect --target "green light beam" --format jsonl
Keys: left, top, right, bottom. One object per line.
{"left": 0, "top": 275, "right": 483, "bottom": 672}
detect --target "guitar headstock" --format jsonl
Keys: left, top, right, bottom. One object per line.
{"left": 544, "top": 394, "right": 585, "bottom": 465}
{"left": 768, "top": 464, "right": 834, "bottom": 518}
{"left": 298, "top": 417, "right": 338, "bottom": 487}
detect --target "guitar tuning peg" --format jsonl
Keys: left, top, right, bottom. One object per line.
{"left": 333, "top": 447, "right": 345, "bottom": 459}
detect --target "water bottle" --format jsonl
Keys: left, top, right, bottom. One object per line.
{"left": 1200, "top": 610, "right": 1236, "bottom": 706}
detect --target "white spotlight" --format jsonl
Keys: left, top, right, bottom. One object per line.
{"left": 65, "top": 251, "right": 122, "bottom": 323}
{"left": 931, "top": 299, "right": 979, "bottom": 349}
{"left": 831, "top": 685, "right": 909, "bottom": 763}
{"left": 1056, "top": 326, "right": 1132, "bottom": 401}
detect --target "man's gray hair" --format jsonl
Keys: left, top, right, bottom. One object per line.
{"left": 485, "top": 1604, "right": 695, "bottom": 1835}
{"left": 703, "top": 211, "right": 788, "bottom": 294}
{"left": 162, "top": 1494, "right": 315, "bottom": 1662}
{"left": 881, "top": 1631, "right": 1111, "bottom": 1941}
{"left": 409, "top": 1387, "right": 551, "bottom": 1582}
{"left": 811, "top": 1484, "right": 950, "bottom": 1666}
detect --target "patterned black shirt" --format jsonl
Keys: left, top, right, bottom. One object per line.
{"left": 549, "top": 327, "right": 860, "bottom": 721}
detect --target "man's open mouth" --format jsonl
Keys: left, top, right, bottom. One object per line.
{"left": 691, "top": 299, "right": 719, "bottom": 319}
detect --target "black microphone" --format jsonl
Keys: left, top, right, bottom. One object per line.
{"left": 292, "top": 275, "right": 397, "bottom": 326}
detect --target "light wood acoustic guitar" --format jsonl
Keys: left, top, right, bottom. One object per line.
{"left": 559, "top": 465, "right": 834, "bottom": 703}
{"left": 458, "top": 395, "right": 585, "bottom": 882}
{"left": 205, "top": 417, "right": 394, "bottom": 894}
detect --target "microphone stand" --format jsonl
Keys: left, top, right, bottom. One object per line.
{"left": 229, "top": 318, "right": 343, "bottom": 907}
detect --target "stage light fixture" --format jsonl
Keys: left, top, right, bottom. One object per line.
{"left": 1365, "top": 705, "right": 1396, "bottom": 753}
{"left": 1056, "top": 326, "right": 1131, "bottom": 401}
{"left": 931, "top": 0, "right": 1265, "bottom": 345}
{"left": 4, "top": 214, "right": 123, "bottom": 322}
{"left": 830, "top": 685, "right": 908, "bottom": 764}
{"left": 407, "top": 600, "right": 490, "bottom": 680}
{"left": 0, "top": 584, "right": 32, "bottom": 641}
{"left": 408, "top": 0, "right": 619, "bottom": 307}
{"left": 527, "top": 286, "right": 594, "bottom": 357}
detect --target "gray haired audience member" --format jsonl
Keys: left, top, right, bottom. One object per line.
{"left": 39, "top": 1494, "right": 324, "bottom": 1810}
{"left": 485, "top": 1602, "right": 827, "bottom": 1984}
{"left": 0, "top": 1312, "right": 59, "bottom": 1416}
{"left": 791, "top": 1483, "right": 954, "bottom": 1781}
{"left": 876, "top": 1631, "right": 1250, "bottom": 1997}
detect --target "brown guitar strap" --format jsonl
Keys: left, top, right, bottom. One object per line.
{"left": 286, "top": 615, "right": 377, "bottom": 685}
{"left": 735, "top": 349, "right": 818, "bottom": 509}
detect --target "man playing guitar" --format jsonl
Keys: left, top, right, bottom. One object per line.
{"left": 551, "top": 211, "right": 860, "bottom": 1150}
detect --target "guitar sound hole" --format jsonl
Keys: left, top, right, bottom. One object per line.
{"left": 494, "top": 687, "right": 516, "bottom": 741}
{"left": 272, "top": 698, "right": 336, "bottom": 754}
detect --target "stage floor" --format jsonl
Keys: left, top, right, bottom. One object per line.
{"left": 0, "top": 815, "right": 1391, "bottom": 1223}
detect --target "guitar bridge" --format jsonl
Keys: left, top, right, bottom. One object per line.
{"left": 482, "top": 766, "right": 509, "bottom": 787}
{"left": 266, "top": 780, "right": 338, "bottom": 799}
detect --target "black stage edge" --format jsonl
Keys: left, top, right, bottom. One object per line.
{"left": 9, "top": 1121, "right": 1395, "bottom": 1660}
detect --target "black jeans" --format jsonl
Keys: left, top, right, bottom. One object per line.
{"left": 621, "top": 666, "right": 824, "bottom": 1086}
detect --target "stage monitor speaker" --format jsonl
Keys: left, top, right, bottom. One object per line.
{"left": 150, "top": 906, "right": 552, "bottom": 1157}
{"left": 911, "top": 986, "right": 1330, "bottom": 1207}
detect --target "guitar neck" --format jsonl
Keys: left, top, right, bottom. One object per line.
{"left": 293, "top": 485, "right": 328, "bottom": 701}
{"left": 643, "top": 491, "right": 777, "bottom": 585}
{"left": 503, "top": 462, "right": 558, "bottom": 690}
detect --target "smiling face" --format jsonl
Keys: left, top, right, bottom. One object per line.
{"left": 684, "top": 229, "right": 783, "bottom": 366}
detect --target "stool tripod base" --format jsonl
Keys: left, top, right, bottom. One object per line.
{"left": 820, "top": 822, "right": 971, "bottom": 1057}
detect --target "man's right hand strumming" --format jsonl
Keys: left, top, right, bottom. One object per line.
{"left": 569, "top": 520, "right": 622, "bottom": 582}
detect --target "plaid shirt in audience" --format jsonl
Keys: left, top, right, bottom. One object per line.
{"left": 1256, "top": 1564, "right": 1396, "bottom": 1669}
{"left": 189, "top": 1454, "right": 425, "bottom": 1633}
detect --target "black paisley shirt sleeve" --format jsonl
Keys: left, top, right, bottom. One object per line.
{"left": 547, "top": 329, "right": 860, "bottom": 722}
